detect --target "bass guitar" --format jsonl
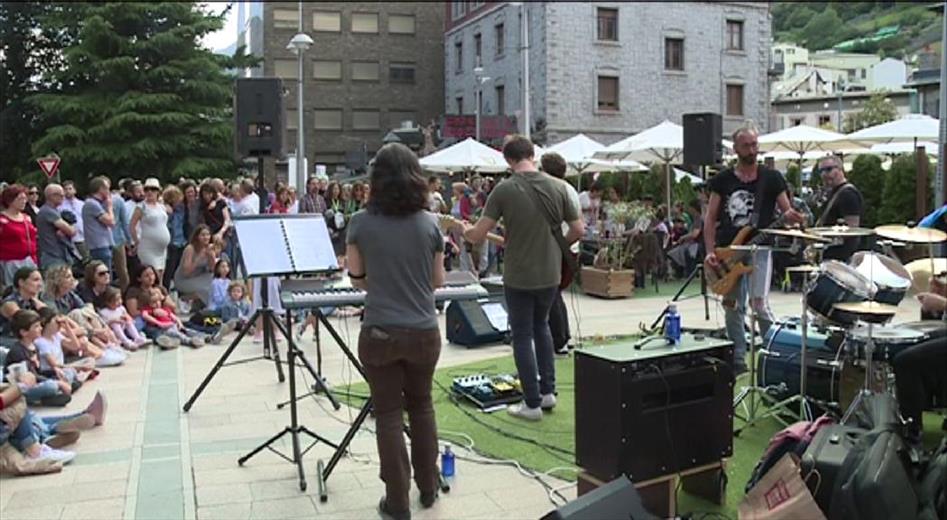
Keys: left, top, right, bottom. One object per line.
{"left": 705, "top": 215, "right": 788, "bottom": 296}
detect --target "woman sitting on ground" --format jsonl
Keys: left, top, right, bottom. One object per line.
{"left": 0, "top": 267, "right": 47, "bottom": 347}
{"left": 124, "top": 264, "right": 175, "bottom": 330}
{"left": 77, "top": 261, "right": 112, "bottom": 310}
{"left": 172, "top": 224, "right": 216, "bottom": 308}
{"left": 346, "top": 143, "right": 446, "bottom": 518}
{"left": 43, "top": 265, "right": 125, "bottom": 360}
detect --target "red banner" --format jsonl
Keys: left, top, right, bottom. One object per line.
{"left": 442, "top": 115, "right": 518, "bottom": 140}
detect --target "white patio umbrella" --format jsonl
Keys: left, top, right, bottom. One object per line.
{"left": 845, "top": 114, "right": 939, "bottom": 144}
{"left": 674, "top": 167, "right": 704, "bottom": 185}
{"left": 870, "top": 141, "right": 939, "bottom": 155}
{"left": 543, "top": 133, "right": 648, "bottom": 176}
{"left": 757, "top": 125, "right": 868, "bottom": 155}
{"left": 418, "top": 138, "right": 507, "bottom": 174}
{"left": 592, "top": 120, "right": 684, "bottom": 212}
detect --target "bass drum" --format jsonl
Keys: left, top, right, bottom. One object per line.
{"left": 807, "top": 260, "right": 875, "bottom": 326}
{"left": 851, "top": 252, "right": 912, "bottom": 306}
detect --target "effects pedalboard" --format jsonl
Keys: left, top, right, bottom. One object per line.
{"left": 451, "top": 374, "right": 523, "bottom": 411}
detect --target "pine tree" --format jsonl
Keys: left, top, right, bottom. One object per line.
{"left": 29, "top": 2, "right": 254, "bottom": 185}
{"left": 878, "top": 153, "right": 930, "bottom": 225}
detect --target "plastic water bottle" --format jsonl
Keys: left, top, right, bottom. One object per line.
{"left": 664, "top": 304, "right": 681, "bottom": 346}
{"left": 441, "top": 445, "right": 455, "bottom": 478}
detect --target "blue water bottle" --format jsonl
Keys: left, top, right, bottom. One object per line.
{"left": 441, "top": 445, "right": 455, "bottom": 478}
{"left": 664, "top": 303, "right": 681, "bottom": 346}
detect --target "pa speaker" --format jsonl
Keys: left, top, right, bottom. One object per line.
{"left": 235, "top": 78, "right": 284, "bottom": 158}
{"left": 540, "top": 475, "right": 658, "bottom": 520}
{"left": 446, "top": 297, "right": 508, "bottom": 347}
{"left": 683, "top": 112, "right": 722, "bottom": 166}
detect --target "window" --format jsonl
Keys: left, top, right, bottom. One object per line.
{"left": 274, "top": 59, "right": 297, "bottom": 79}
{"left": 456, "top": 96, "right": 464, "bottom": 114}
{"left": 495, "top": 24, "right": 505, "bottom": 56}
{"left": 474, "top": 33, "right": 482, "bottom": 66}
{"left": 352, "top": 13, "right": 379, "bottom": 33}
{"left": 389, "top": 62, "right": 416, "bottom": 83}
{"left": 597, "top": 76, "right": 619, "bottom": 111}
{"left": 495, "top": 85, "right": 505, "bottom": 115}
{"left": 313, "top": 11, "right": 341, "bottom": 32}
{"left": 790, "top": 117, "right": 803, "bottom": 127}
{"left": 818, "top": 115, "right": 832, "bottom": 127}
{"left": 388, "top": 14, "right": 415, "bottom": 34}
{"left": 313, "top": 109, "right": 343, "bottom": 130}
{"left": 286, "top": 109, "right": 298, "bottom": 130}
{"left": 597, "top": 8, "right": 618, "bottom": 41}
{"left": 352, "top": 61, "right": 379, "bottom": 81}
{"left": 273, "top": 9, "right": 297, "bottom": 29}
{"left": 389, "top": 111, "right": 416, "bottom": 128}
{"left": 860, "top": 68, "right": 866, "bottom": 79}
{"left": 454, "top": 41, "right": 463, "bottom": 73}
{"left": 726, "top": 20, "right": 744, "bottom": 51}
{"left": 665, "top": 38, "right": 684, "bottom": 71}
{"left": 312, "top": 60, "right": 342, "bottom": 80}
{"left": 726, "top": 84, "right": 744, "bottom": 116}
{"left": 451, "top": 1, "right": 467, "bottom": 21}
{"left": 352, "top": 110, "right": 380, "bottom": 130}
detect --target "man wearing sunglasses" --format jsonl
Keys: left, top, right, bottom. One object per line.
{"left": 813, "top": 155, "right": 863, "bottom": 261}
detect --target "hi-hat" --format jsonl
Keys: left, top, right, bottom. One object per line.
{"left": 874, "top": 225, "right": 947, "bottom": 244}
{"left": 832, "top": 301, "right": 898, "bottom": 316}
{"left": 761, "top": 228, "right": 833, "bottom": 242}
{"left": 810, "top": 225, "right": 875, "bottom": 238}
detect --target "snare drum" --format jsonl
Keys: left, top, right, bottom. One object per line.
{"left": 807, "top": 261, "right": 876, "bottom": 326}
{"left": 851, "top": 252, "right": 912, "bottom": 306}
{"left": 844, "top": 323, "right": 928, "bottom": 362}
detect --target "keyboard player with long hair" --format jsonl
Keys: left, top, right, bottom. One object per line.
{"left": 346, "top": 142, "right": 446, "bottom": 519}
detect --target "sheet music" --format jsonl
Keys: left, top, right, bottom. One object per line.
{"left": 233, "top": 219, "right": 293, "bottom": 276}
{"left": 283, "top": 217, "right": 338, "bottom": 272}
{"left": 481, "top": 302, "right": 509, "bottom": 332}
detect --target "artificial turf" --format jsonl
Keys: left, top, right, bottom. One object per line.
{"left": 341, "top": 348, "right": 946, "bottom": 519}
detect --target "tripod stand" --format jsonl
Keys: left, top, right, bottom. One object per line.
{"left": 650, "top": 262, "right": 712, "bottom": 330}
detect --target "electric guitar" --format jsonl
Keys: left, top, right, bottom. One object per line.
{"left": 705, "top": 214, "right": 789, "bottom": 296}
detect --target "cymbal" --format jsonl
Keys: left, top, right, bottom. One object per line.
{"left": 785, "top": 265, "right": 820, "bottom": 273}
{"left": 874, "top": 225, "right": 947, "bottom": 244}
{"left": 809, "top": 225, "right": 876, "bottom": 238}
{"left": 761, "top": 228, "right": 833, "bottom": 242}
{"left": 832, "top": 301, "right": 898, "bottom": 316}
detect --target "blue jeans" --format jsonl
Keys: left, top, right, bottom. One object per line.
{"left": 89, "top": 246, "right": 113, "bottom": 273}
{"left": 1, "top": 410, "right": 40, "bottom": 452}
{"left": 21, "top": 379, "right": 63, "bottom": 403}
{"left": 504, "top": 285, "right": 558, "bottom": 408}
{"left": 722, "top": 250, "right": 775, "bottom": 370}
{"left": 29, "top": 410, "right": 83, "bottom": 442}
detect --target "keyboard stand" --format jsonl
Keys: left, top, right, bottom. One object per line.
{"left": 275, "top": 308, "right": 341, "bottom": 410}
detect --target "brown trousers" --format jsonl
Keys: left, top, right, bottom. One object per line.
{"left": 358, "top": 325, "right": 441, "bottom": 513}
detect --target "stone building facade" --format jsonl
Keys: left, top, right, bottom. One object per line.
{"left": 249, "top": 2, "right": 444, "bottom": 175}
{"left": 444, "top": 1, "right": 772, "bottom": 146}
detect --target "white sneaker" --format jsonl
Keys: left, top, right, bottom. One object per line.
{"left": 36, "top": 444, "right": 76, "bottom": 465}
{"left": 507, "top": 403, "right": 543, "bottom": 421}
{"left": 540, "top": 393, "right": 557, "bottom": 411}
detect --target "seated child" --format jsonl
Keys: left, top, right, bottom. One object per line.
{"left": 208, "top": 259, "right": 231, "bottom": 312}
{"left": 2, "top": 310, "right": 72, "bottom": 407}
{"left": 209, "top": 281, "right": 251, "bottom": 344}
{"left": 140, "top": 288, "right": 206, "bottom": 349}
{"left": 98, "top": 288, "right": 148, "bottom": 351}
{"left": 34, "top": 308, "right": 98, "bottom": 386}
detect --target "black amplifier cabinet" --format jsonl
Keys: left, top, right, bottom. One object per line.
{"left": 575, "top": 335, "right": 734, "bottom": 482}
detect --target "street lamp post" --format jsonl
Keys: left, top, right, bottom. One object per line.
{"left": 836, "top": 77, "right": 845, "bottom": 132}
{"left": 287, "top": 31, "right": 313, "bottom": 193}
{"left": 473, "top": 66, "right": 490, "bottom": 142}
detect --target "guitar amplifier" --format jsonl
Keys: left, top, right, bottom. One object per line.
{"left": 445, "top": 296, "right": 509, "bottom": 347}
{"left": 575, "top": 335, "right": 734, "bottom": 482}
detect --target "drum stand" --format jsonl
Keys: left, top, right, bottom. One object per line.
{"left": 841, "top": 322, "right": 878, "bottom": 423}
{"left": 733, "top": 244, "right": 796, "bottom": 435}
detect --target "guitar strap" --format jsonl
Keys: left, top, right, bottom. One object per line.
{"left": 815, "top": 183, "right": 858, "bottom": 227}
{"left": 520, "top": 176, "right": 578, "bottom": 273}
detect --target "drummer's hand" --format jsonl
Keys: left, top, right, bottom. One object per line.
{"left": 930, "top": 276, "right": 947, "bottom": 297}
{"left": 916, "top": 292, "right": 947, "bottom": 314}
{"left": 704, "top": 252, "right": 720, "bottom": 269}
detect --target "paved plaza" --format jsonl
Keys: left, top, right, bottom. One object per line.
{"left": 0, "top": 287, "right": 925, "bottom": 519}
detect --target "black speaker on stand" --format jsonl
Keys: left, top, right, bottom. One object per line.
{"left": 683, "top": 112, "right": 723, "bottom": 168}
{"left": 235, "top": 77, "right": 284, "bottom": 213}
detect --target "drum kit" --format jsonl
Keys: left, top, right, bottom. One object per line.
{"left": 734, "top": 222, "right": 947, "bottom": 431}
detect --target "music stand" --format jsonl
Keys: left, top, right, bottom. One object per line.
{"left": 182, "top": 214, "right": 341, "bottom": 491}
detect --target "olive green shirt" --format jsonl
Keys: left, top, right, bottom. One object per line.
{"left": 483, "top": 171, "right": 580, "bottom": 290}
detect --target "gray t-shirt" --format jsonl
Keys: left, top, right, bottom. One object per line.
{"left": 37, "top": 204, "right": 69, "bottom": 266}
{"left": 82, "top": 196, "right": 115, "bottom": 249}
{"left": 346, "top": 209, "right": 443, "bottom": 330}
{"left": 483, "top": 171, "right": 580, "bottom": 289}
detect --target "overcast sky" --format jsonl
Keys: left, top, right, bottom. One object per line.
{"left": 200, "top": 1, "right": 237, "bottom": 52}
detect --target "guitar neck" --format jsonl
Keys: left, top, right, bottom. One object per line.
{"left": 438, "top": 215, "right": 505, "bottom": 246}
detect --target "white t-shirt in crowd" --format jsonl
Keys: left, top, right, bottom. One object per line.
{"left": 99, "top": 305, "right": 128, "bottom": 324}
{"left": 35, "top": 333, "right": 65, "bottom": 372}
{"left": 233, "top": 193, "right": 260, "bottom": 216}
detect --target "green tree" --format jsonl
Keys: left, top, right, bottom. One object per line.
{"left": 878, "top": 153, "right": 931, "bottom": 225}
{"left": 847, "top": 154, "right": 884, "bottom": 227}
{"left": 28, "top": 2, "right": 255, "bottom": 186}
{"left": 800, "top": 7, "right": 845, "bottom": 50}
{"left": 785, "top": 163, "right": 801, "bottom": 191}
{"left": 843, "top": 91, "right": 898, "bottom": 133}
